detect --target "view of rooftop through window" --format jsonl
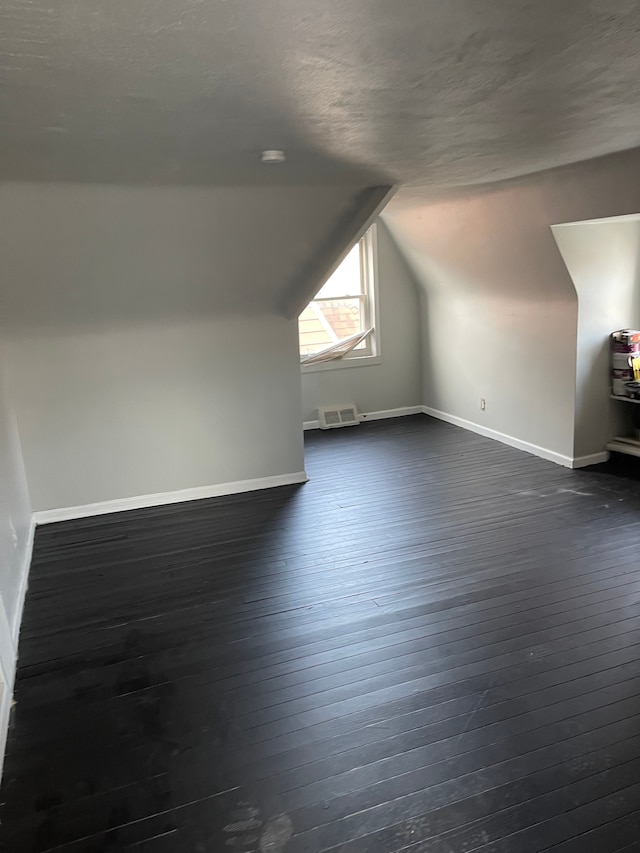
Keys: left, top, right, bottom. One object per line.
{"left": 298, "top": 239, "right": 368, "bottom": 357}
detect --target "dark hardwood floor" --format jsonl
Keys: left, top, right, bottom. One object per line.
{"left": 3, "top": 415, "right": 640, "bottom": 852}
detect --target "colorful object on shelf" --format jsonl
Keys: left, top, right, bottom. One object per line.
{"left": 612, "top": 351, "right": 637, "bottom": 370}
{"left": 612, "top": 329, "right": 640, "bottom": 346}
{"left": 611, "top": 331, "right": 640, "bottom": 397}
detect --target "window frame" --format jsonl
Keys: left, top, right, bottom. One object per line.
{"left": 300, "top": 224, "right": 380, "bottom": 373}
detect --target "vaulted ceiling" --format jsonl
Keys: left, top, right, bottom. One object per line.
{"left": 3, "top": 0, "right": 640, "bottom": 189}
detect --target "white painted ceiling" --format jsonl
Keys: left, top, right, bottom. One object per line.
{"left": 3, "top": 0, "right": 640, "bottom": 188}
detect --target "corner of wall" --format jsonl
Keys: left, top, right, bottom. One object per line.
{"left": 0, "top": 512, "right": 35, "bottom": 779}
{"left": 0, "top": 341, "right": 36, "bottom": 777}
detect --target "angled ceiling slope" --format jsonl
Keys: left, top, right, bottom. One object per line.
{"left": 0, "top": 183, "right": 394, "bottom": 329}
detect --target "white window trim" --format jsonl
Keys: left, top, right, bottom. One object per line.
{"left": 300, "top": 224, "right": 381, "bottom": 372}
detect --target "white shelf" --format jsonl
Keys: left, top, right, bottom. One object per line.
{"left": 607, "top": 437, "right": 640, "bottom": 457}
{"left": 610, "top": 394, "right": 640, "bottom": 404}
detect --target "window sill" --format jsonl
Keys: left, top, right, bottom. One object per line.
{"left": 300, "top": 355, "right": 381, "bottom": 374}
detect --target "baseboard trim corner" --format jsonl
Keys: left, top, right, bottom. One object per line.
{"left": 304, "top": 405, "right": 422, "bottom": 431}
{"left": 421, "top": 406, "right": 574, "bottom": 468}
{"left": 34, "top": 471, "right": 309, "bottom": 525}
{"left": 571, "top": 451, "right": 610, "bottom": 469}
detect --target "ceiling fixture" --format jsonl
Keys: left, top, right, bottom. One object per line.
{"left": 261, "top": 149, "right": 286, "bottom": 164}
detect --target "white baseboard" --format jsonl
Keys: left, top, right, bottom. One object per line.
{"left": 0, "top": 598, "right": 15, "bottom": 777}
{"left": 0, "top": 646, "right": 12, "bottom": 783}
{"left": 0, "top": 531, "right": 30, "bottom": 777}
{"left": 305, "top": 404, "right": 612, "bottom": 469}
{"left": 34, "top": 472, "right": 309, "bottom": 525}
{"left": 360, "top": 405, "right": 424, "bottom": 423}
{"left": 11, "top": 514, "right": 36, "bottom": 646}
{"left": 0, "top": 598, "right": 16, "bottom": 710}
{"left": 0, "top": 513, "right": 36, "bottom": 778}
{"left": 303, "top": 405, "right": 423, "bottom": 431}
{"left": 571, "top": 451, "right": 610, "bottom": 469}
{"left": 421, "top": 406, "right": 575, "bottom": 468}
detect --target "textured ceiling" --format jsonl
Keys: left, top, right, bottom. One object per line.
{"left": 2, "top": 0, "right": 640, "bottom": 188}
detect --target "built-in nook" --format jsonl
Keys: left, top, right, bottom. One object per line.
{"left": 552, "top": 213, "right": 640, "bottom": 459}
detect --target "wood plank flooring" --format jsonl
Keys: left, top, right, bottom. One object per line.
{"left": 2, "top": 415, "right": 640, "bottom": 851}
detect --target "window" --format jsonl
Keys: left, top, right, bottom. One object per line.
{"left": 298, "top": 226, "right": 378, "bottom": 366}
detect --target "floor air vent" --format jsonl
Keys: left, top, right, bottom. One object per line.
{"left": 318, "top": 404, "right": 359, "bottom": 429}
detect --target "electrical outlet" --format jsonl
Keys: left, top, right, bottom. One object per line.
{"left": 480, "top": 398, "right": 486, "bottom": 411}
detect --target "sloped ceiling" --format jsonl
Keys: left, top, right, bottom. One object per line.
{"left": 2, "top": 0, "right": 640, "bottom": 188}
{"left": 0, "top": 184, "right": 392, "bottom": 328}
{"left": 3, "top": 1, "right": 640, "bottom": 330}
{"left": 382, "top": 147, "right": 640, "bottom": 460}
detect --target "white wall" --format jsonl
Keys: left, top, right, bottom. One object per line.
{"left": 0, "top": 341, "right": 33, "bottom": 766}
{"left": 6, "top": 316, "right": 304, "bottom": 513}
{"left": 0, "top": 345, "right": 32, "bottom": 636}
{"left": 552, "top": 217, "right": 640, "bottom": 457}
{"left": 385, "top": 190, "right": 578, "bottom": 460}
{"left": 385, "top": 149, "right": 640, "bottom": 463}
{"left": 0, "top": 183, "right": 347, "bottom": 514}
{"left": 301, "top": 221, "right": 422, "bottom": 422}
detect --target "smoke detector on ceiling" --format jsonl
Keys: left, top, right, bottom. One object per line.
{"left": 261, "top": 149, "right": 286, "bottom": 164}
